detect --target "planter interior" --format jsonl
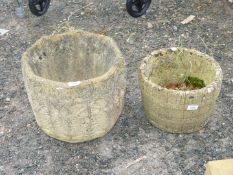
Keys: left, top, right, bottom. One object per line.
{"left": 146, "top": 49, "right": 217, "bottom": 87}
{"left": 27, "top": 33, "right": 118, "bottom": 82}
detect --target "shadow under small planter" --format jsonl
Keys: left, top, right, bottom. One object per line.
{"left": 139, "top": 48, "right": 223, "bottom": 133}
{"left": 22, "top": 31, "right": 126, "bottom": 143}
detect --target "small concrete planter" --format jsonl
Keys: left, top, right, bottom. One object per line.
{"left": 139, "top": 48, "right": 222, "bottom": 133}
{"left": 22, "top": 31, "right": 126, "bottom": 143}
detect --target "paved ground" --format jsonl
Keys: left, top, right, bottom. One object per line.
{"left": 0, "top": 0, "right": 233, "bottom": 174}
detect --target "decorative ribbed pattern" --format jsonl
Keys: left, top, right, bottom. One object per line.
{"left": 22, "top": 31, "right": 126, "bottom": 143}
{"left": 139, "top": 48, "right": 222, "bottom": 133}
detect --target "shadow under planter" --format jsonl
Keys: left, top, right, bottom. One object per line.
{"left": 22, "top": 31, "right": 126, "bottom": 143}
{"left": 139, "top": 48, "right": 223, "bottom": 133}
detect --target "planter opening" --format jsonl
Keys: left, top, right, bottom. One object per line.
{"left": 146, "top": 48, "right": 216, "bottom": 90}
{"left": 27, "top": 32, "right": 119, "bottom": 82}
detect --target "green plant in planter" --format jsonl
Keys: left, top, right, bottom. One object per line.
{"left": 163, "top": 48, "right": 206, "bottom": 90}
{"left": 184, "top": 76, "right": 206, "bottom": 89}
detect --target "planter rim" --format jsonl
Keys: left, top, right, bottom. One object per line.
{"left": 22, "top": 31, "right": 125, "bottom": 89}
{"left": 139, "top": 47, "right": 223, "bottom": 94}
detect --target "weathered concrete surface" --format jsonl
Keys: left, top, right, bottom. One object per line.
{"left": 0, "top": 0, "right": 232, "bottom": 174}
{"left": 139, "top": 48, "right": 223, "bottom": 133}
{"left": 22, "top": 31, "right": 126, "bottom": 143}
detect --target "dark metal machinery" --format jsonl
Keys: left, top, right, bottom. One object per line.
{"left": 23, "top": 0, "right": 151, "bottom": 17}
{"left": 28, "top": 0, "right": 51, "bottom": 16}
{"left": 126, "top": 0, "right": 151, "bottom": 17}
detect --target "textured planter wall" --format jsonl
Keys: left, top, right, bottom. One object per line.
{"left": 22, "top": 31, "right": 126, "bottom": 143}
{"left": 139, "top": 48, "right": 222, "bottom": 133}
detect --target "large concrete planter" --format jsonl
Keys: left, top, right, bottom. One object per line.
{"left": 139, "top": 48, "right": 222, "bottom": 133}
{"left": 22, "top": 31, "right": 126, "bottom": 143}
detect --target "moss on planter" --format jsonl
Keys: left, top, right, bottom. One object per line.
{"left": 184, "top": 76, "right": 206, "bottom": 89}
{"left": 164, "top": 76, "right": 206, "bottom": 90}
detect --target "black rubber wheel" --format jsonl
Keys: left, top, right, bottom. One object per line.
{"left": 126, "top": 0, "right": 151, "bottom": 18}
{"left": 29, "top": 0, "right": 50, "bottom": 16}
